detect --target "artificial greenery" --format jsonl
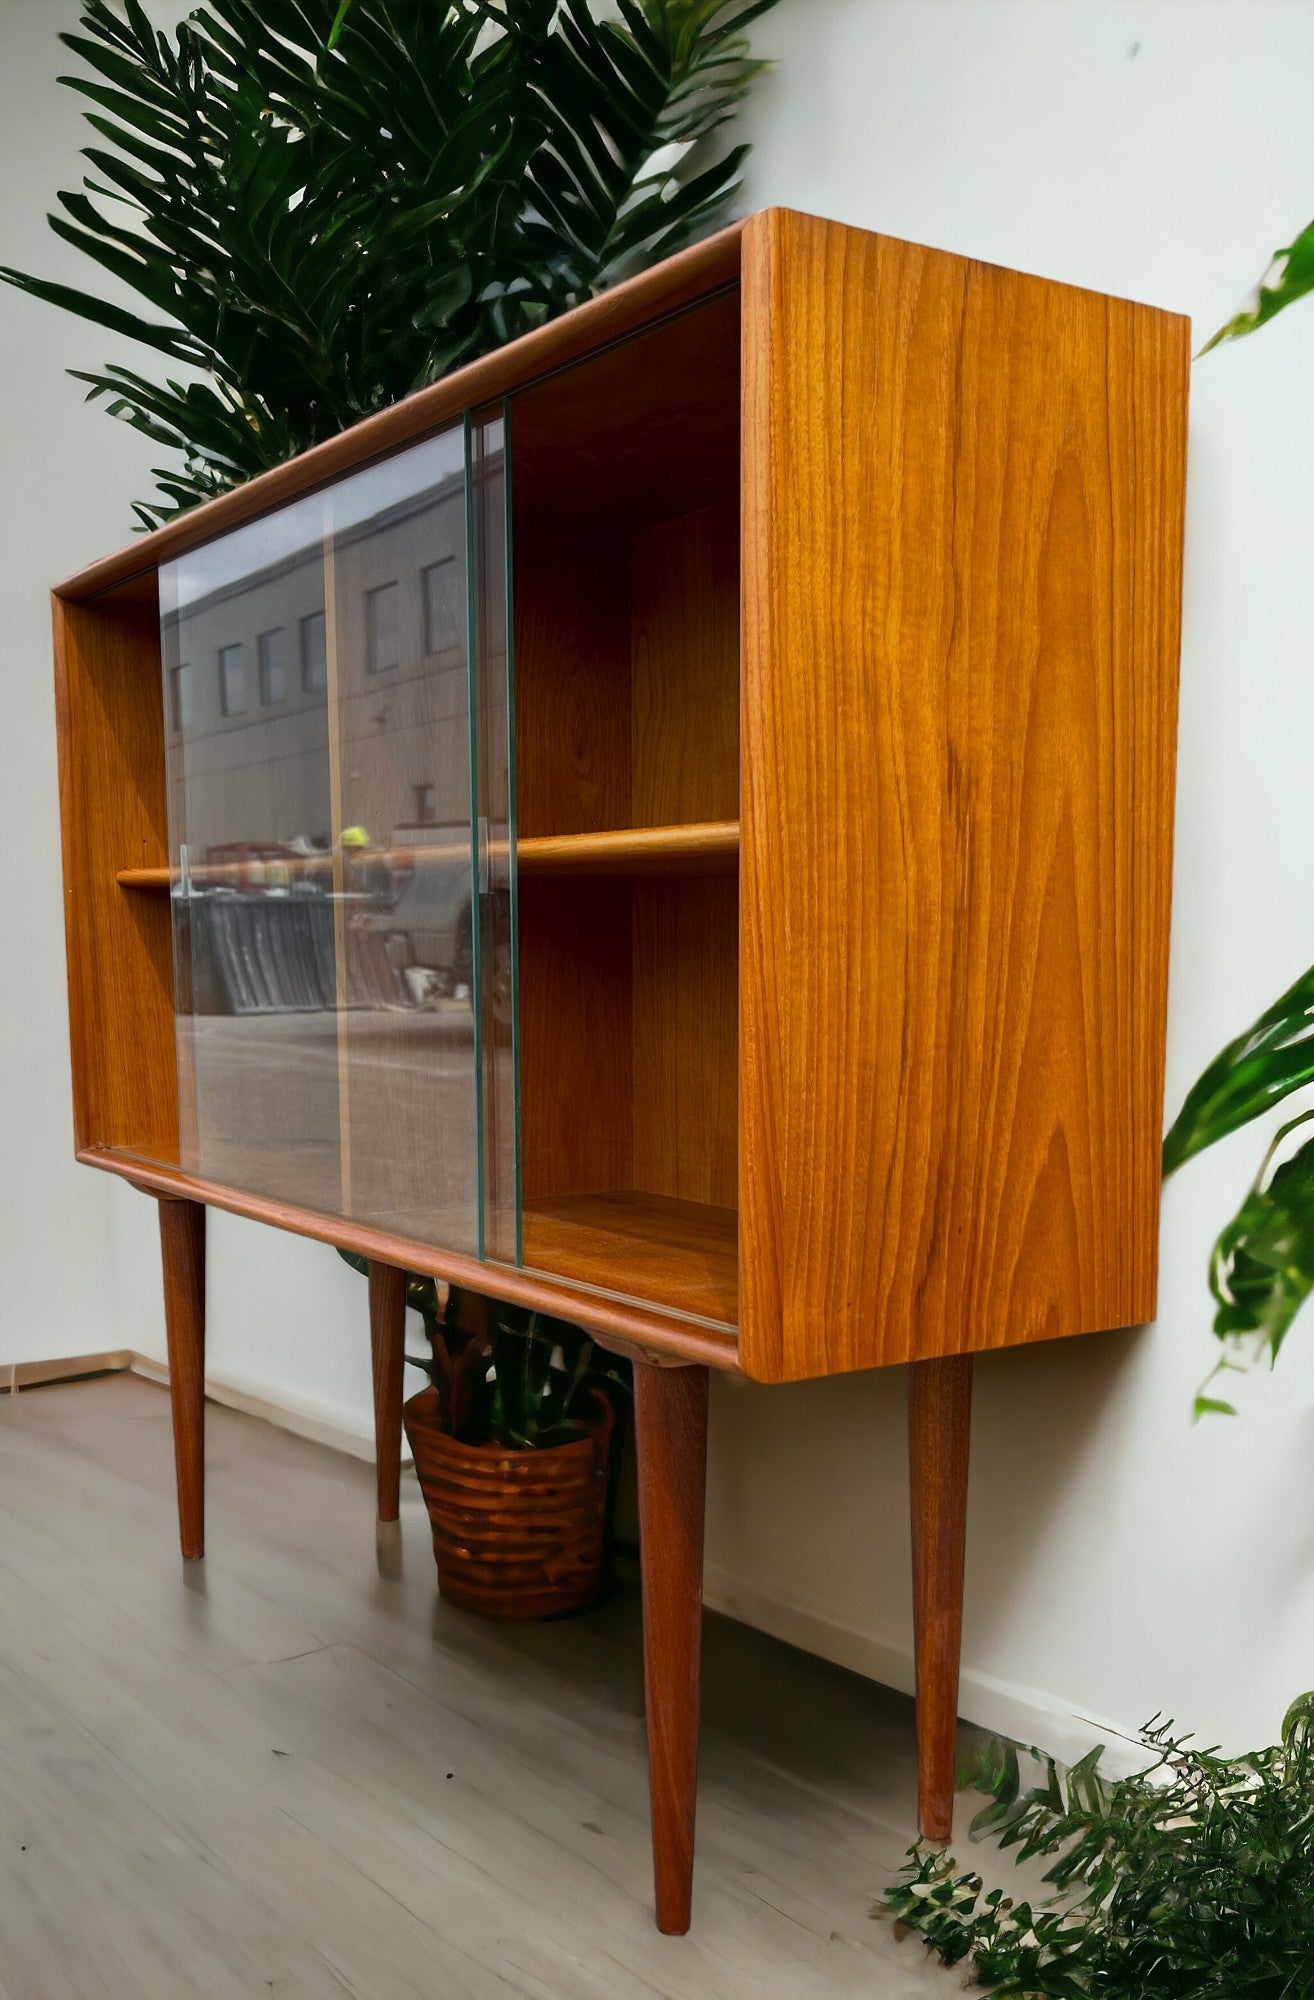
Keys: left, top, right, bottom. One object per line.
{"left": 1, "top": 0, "right": 775, "bottom": 527}
{"left": 338, "top": 1253, "right": 629, "bottom": 1450}
{"left": 1162, "top": 220, "right": 1314, "bottom": 1410}
{"left": 884, "top": 1694, "right": 1314, "bottom": 1999}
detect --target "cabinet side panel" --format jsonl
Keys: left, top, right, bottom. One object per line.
{"left": 739, "top": 211, "right": 1188, "bottom": 1382}
{"left": 53, "top": 586, "right": 179, "bottom": 1162}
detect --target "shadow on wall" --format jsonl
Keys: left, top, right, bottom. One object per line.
{"left": 704, "top": 1326, "right": 1143, "bottom": 1696}
{"left": 966, "top": 1327, "right": 1142, "bottom": 1659}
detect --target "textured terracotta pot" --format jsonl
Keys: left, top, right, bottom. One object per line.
{"left": 403, "top": 1387, "right": 615, "bottom": 1620}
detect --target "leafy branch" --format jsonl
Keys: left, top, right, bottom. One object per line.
{"left": 2, "top": 0, "right": 776, "bottom": 528}
{"left": 884, "top": 1694, "right": 1314, "bottom": 1997}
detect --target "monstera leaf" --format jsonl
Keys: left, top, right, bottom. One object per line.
{"left": 1165, "top": 210, "right": 1314, "bottom": 1401}
{"left": 1162, "top": 958, "right": 1314, "bottom": 1175}
{"left": 1165, "top": 962, "right": 1314, "bottom": 1407}
{"left": 1196, "top": 1113, "right": 1314, "bottom": 1416}
{"left": 1201, "top": 213, "right": 1314, "bottom": 351}
{"left": 1, "top": 0, "right": 776, "bottom": 527}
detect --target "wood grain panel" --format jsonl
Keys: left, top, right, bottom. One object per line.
{"left": 116, "top": 819, "right": 740, "bottom": 888}
{"left": 510, "top": 289, "right": 740, "bottom": 526}
{"left": 908, "top": 1354, "right": 973, "bottom": 1842}
{"left": 523, "top": 1193, "right": 736, "bottom": 1327}
{"left": 523, "top": 822, "right": 738, "bottom": 875}
{"left": 158, "top": 1194, "right": 206, "bottom": 1560}
{"left": 633, "top": 878, "right": 738, "bottom": 1210}
{"left": 57, "top": 224, "right": 744, "bottom": 603}
{"left": 53, "top": 585, "right": 179, "bottom": 1162}
{"left": 512, "top": 520, "right": 631, "bottom": 837}
{"left": 90, "top": 1147, "right": 740, "bottom": 1369}
{"left": 368, "top": 1260, "right": 407, "bottom": 1524}
{"left": 518, "top": 877, "right": 633, "bottom": 1200}
{"left": 739, "top": 210, "right": 1189, "bottom": 1382}
{"left": 631, "top": 503, "right": 740, "bottom": 827}
{"left": 634, "top": 1360, "right": 709, "bottom": 1933}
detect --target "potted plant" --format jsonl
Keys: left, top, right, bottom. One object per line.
{"left": 342, "top": 1256, "right": 629, "bottom": 1619}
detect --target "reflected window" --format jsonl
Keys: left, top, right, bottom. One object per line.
{"left": 365, "top": 581, "right": 400, "bottom": 673}
{"left": 300, "top": 610, "right": 327, "bottom": 693}
{"left": 218, "top": 642, "right": 245, "bottom": 717}
{"left": 413, "top": 782, "right": 437, "bottom": 826}
{"left": 257, "top": 627, "right": 285, "bottom": 705}
{"left": 422, "top": 557, "right": 461, "bottom": 658}
{"left": 170, "top": 661, "right": 192, "bottom": 733}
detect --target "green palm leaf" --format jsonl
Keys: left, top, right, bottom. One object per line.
{"left": 1191, "top": 1112, "right": 1314, "bottom": 1417}
{"left": 4, "top": 0, "right": 777, "bottom": 526}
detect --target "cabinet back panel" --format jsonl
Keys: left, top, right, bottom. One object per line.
{"left": 510, "top": 289, "right": 739, "bottom": 525}
{"left": 739, "top": 211, "right": 1189, "bottom": 1381}
{"left": 518, "top": 875, "right": 634, "bottom": 1201}
{"left": 53, "top": 583, "right": 179, "bottom": 1163}
{"left": 512, "top": 520, "right": 631, "bottom": 838}
{"left": 630, "top": 503, "right": 739, "bottom": 828}
{"left": 632, "top": 878, "right": 738, "bottom": 1211}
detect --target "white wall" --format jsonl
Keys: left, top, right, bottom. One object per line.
{"left": 3, "top": 0, "right": 1313, "bottom": 1767}
{"left": 0, "top": 0, "right": 161, "bottom": 1369}
{"left": 723, "top": 0, "right": 1314, "bottom": 1766}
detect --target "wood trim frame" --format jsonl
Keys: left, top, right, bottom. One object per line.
{"left": 96, "top": 1149, "right": 740, "bottom": 1372}
{"left": 57, "top": 226, "right": 751, "bottom": 1375}
{"left": 53, "top": 223, "right": 744, "bottom": 605}
{"left": 53, "top": 581, "right": 178, "bottom": 1160}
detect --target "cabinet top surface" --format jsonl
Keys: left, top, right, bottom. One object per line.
{"left": 54, "top": 208, "right": 1186, "bottom": 607}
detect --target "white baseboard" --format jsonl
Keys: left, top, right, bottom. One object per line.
{"left": 126, "top": 1353, "right": 411, "bottom": 1467}
{"left": 0, "top": 1350, "right": 134, "bottom": 1392}
{"left": 10, "top": 1351, "right": 1135, "bottom": 1777}
{"left": 704, "top": 1563, "right": 1151, "bottom": 1779}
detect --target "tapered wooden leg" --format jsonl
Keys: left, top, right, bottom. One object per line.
{"left": 368, "top": 1260, "right": 407, "bottom": 1523}
{"left": 908, "top": 1353, "right": 973, "bottom": 1844}
{"left": 634, "top": 1360, "right": 708, "bottom": 1935}
{"left": 158, "top": 1196, "right": 206, "bottom": 1562}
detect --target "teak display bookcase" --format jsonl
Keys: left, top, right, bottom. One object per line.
{"left": 52, "top": 209, "right": 1190, "bottom": 1935}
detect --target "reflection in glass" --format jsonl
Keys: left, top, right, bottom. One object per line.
{"left": 257, "top": 627, "right": 285, "bottom": 705}
{"left": 217, "top": 641, "right": 245, "bottom": 716}
{"left": 470, "top": 404, "right": 519, "bottom": 1264}
{"left": 364, "top": 579, "right": 400, "bottom": 674}
{"left": 423, "top": 557, "right": 462, "bottom": 659}
{"left": 170, "top": 661, "right": 192, "bottom": 732}
{"left": 160, "top": 425, "right": 480, "bottom": 1251}
{"left": 300, "top": 610, "right": 327, "bottom": 692}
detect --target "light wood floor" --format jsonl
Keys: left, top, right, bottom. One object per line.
{"left": 0, "top": 1374, "right": 954, "bottom": 1999}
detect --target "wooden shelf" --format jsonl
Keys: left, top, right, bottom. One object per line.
{"left": 522, "top": 1190, "right": 737, "bottom": 1327}
{"left": 116, "top": 820, "right": 740, "bottom": 893}
{"left": 118, "top": 866, "right": 185, "bottom": 890}
{"left": 520, "top": 821, "right": 738, "bottom": 876}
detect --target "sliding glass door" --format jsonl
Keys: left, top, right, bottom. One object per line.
{"left": 159, "top": 424, "right": 494, "bottom": 1254}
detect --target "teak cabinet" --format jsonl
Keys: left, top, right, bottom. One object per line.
{"left": 52, "top": 209, "right": 1190, "bottom": 1934}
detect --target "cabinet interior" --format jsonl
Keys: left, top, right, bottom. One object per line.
{"left": 84, "top": 287, "right": 743, "bottom": 1329}
{"left": 508, "top": 288, "right": 741, "bottom": 1324}
{"left": 58, "top": 568, "right": 181, "bottom": 1170}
